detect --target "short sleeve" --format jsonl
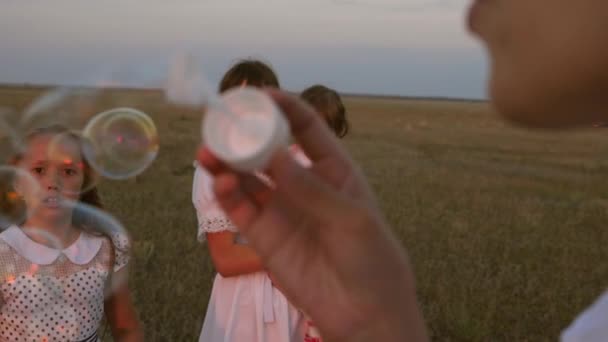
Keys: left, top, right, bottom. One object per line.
{"left": 192, "top": 164, "right": 238, "bottom": 242}
{"left": 110, "top": 231, "right": 131, "bottom": 272}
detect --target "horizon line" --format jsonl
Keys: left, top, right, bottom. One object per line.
{"left": 0, "top": 82, "right": 488, "bottom": 103}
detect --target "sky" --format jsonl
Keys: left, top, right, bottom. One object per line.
{"left": 0, "top": 0, "right": 487, "bottom": 99}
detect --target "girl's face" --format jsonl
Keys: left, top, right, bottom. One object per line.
{"left": 15, "top": 133, "right": 85, "bottom": 220}
{"left": 467, "top": 0, "right": 608, "bottom": 127}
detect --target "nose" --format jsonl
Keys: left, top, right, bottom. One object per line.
{"left": 43, "top": 170, "right": 61, "bottom": 192}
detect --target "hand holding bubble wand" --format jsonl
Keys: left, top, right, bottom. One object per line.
{"left": 165, "top": 53, "right": 290, "bottom": 173}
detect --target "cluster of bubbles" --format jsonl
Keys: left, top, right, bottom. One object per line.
{"left": 1, "top": 51, "right": 281, "bottom": 227}
{"left": 0, "top": 57, "right": 210, "bottom": 334}
{"left": 1, "top": 67, "right": 164, "bottom": 228}
{"left": 0, "top": 51, "right": 287, "bottom": 339}
{"left": 0, "top": 55, "right": 268, "bottom": 330}
{"left": 1, "top": 53, "right": 238, "bottom": 227}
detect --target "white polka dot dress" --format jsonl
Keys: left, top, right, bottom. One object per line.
{"left": 0, "top": 226, "right": 130, "bottom": 341}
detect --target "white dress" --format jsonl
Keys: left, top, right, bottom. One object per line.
{"left": 194, "top": 146, "right": 309, "bottom": 342}
{"left": 0, "top": 226, "right": 129, "bottom": 342}
{"left": 561, "top": 290, "right": 608, "bottom": 342}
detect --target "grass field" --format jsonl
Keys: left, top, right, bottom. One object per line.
{"left": 1, "top": 85, "right": 607, "bottom": 341}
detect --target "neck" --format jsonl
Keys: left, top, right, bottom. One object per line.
{"left": 21, "top": 214, "right": 80, "bottom": 249}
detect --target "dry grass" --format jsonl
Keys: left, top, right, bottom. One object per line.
{"left": 1, "top": 85, "right": 607, "bottom": 341}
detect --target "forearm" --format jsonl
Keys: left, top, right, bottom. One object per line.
{"left": 105, "top": 275, "right": 144, "bottom": 342}
{"left": 347, "top": 266, "right": 428, "bottom": 342}
{"left": 348, "top": 307, "right": 428, "bottom": 342}
{"left": 213, "top": 243, "right": 265, "bottom": 277}
{"left": 112, "top": 327, "right": 144, "bottom": 342}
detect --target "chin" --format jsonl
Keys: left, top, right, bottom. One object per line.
{"left": 488, "top": 64, "right": 592, "bottom": 128}
{"left": 491, "top": 81, "right": 608, "bottom": 129}
{"left": 487, "top": 50, "right": 608, "bottom": 128}
{"left": 38, "top": 208, "right": 72, "bottom": 223}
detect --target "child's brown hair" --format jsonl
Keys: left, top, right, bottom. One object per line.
{"left": 219, "top": 59, "right": 280, "bottom": 93}
{"left": 301, "top": 85, "right": 349, "bottom": 138}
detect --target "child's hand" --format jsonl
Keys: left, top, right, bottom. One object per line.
{"left": 197, "top": 89, "right": 428, "bottom": 342}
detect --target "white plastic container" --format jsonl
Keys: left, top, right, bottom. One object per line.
{"left": 202, "top": 87, "right": 289, "bottom": 172}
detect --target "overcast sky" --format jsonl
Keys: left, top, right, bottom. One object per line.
{"left": 0, "top": 0, "right": 487, "bottom": 99}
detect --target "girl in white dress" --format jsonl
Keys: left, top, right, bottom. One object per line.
{"left": 0, "top": 125, "right": 142, "bottom": 341}
{"left": 299, "top": 85, "right": 349, "bottom": 342}
{"left": 194, "top": 59, "right": 305, "bottom": 342}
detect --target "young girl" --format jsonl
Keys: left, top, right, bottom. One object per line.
{"left": 301, "top": 85, "right": 350, "bottom": 139}
{"left": 198, "top": 2, "right": 608, "bottom": 341}
{"left": 194, "top": 59, "right": 305, "bottom": 342}
{"left": 0, "top": 125, "right": 142, "bottom": 341}
{"left": 299, "top": 85, "right": 349, "bottom": 342}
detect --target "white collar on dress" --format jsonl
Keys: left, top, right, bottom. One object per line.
{"left": 0, "top": 225, "right": 103, "bottom": 265}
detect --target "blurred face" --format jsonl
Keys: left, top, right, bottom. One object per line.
{"left": 14, "top": 133, "right": 85, "bottom": 221}
{"left": 467, "top": 0, "right": 608, "bottom": 127}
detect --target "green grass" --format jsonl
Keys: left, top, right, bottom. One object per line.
{"left": 1, "top": 85, "right": 607, "bottom": 341}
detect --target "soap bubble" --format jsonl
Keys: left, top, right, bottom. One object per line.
{"left": 20, "top": 87, "right": 100, "bottom": 135}
{"left": 15, "top": 125, "right": 101, "bottom": 195}
{"left": 17, "top": 87, "right": 104, "bottom": 193}
{"left": 0, "top": 108, "right": 21, "bottom": 165}
{"left": 69, "top": 200, "right": 132, "bottom": 298}
{"left": 0, "top": 166, "right": 42, "bottom": 228}
{"left": 83, "top": 107, "right": 159, "bottom": 180}
{"left": 17, "top": 62, "right": 164, "bottom": 182}
{"left": 165, "top": 52, "right": 216, "bottom": 108}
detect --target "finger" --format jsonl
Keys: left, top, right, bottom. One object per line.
{"left": 265, "top": 89, "right": 350, "bottom": 165}
{"left": 267, "top": 149, "right": 351, "bottom": 221}
{"left": 197, "top": 146, "right": 276, "bottom": 202}
{"left": 213, "top": 169, "right": 277, "bottom": 225}
{"left": 242, "top": 192, "right": 311, "bottom": 262}
{"left": 196, "top": 146, "right": 228, "bottom": 175}
{"left": 241, "top": 173, "right": 273, "bottom": 204}
{"left": 213, "top": 173, "right": 262, "bottom": 229}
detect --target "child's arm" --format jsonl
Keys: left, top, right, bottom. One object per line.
{"left": 194, "top": 166, "right": 264, "bottom": 276}
{"left": 104, "top": 269, "right": 144, "bottom": 342}
{"left": 207, "top": 231, "right": 264, "bottom": 277}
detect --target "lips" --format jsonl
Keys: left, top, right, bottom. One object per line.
{"left": 42, "top": 196, "right": 62, "bottom": 208}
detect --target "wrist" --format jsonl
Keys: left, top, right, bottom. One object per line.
{"left": 342, "top": 274, "right": 428, "bottom": 342}
{"left": 346, "top": 309, "right": 428, "bottom": 342}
